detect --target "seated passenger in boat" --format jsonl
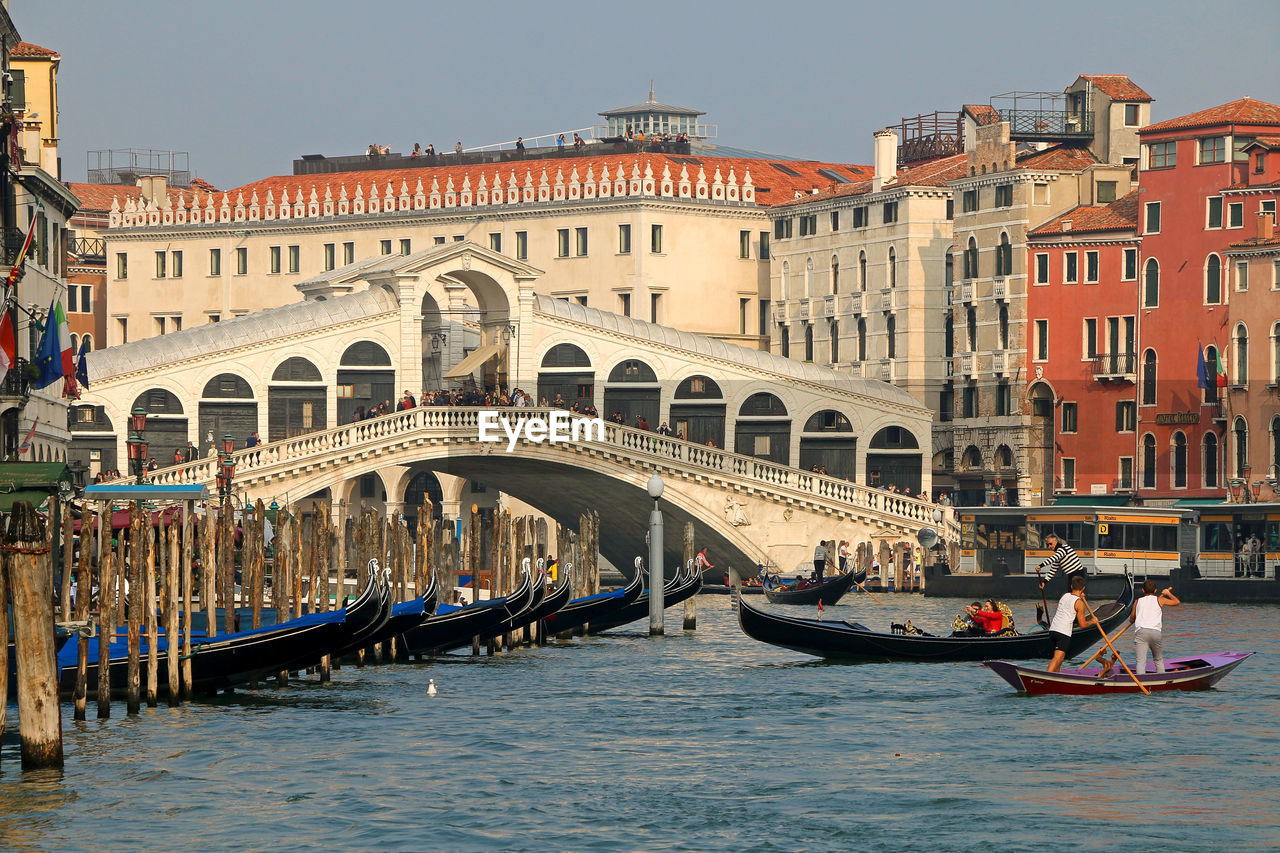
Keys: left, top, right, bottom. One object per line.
{"left": 950, "top": 602, "right": 984, "bottom": 636}
{"left": 971, "top": 600, "right": 1005, "bottom": 634}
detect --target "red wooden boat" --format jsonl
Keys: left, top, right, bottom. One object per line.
{"left": 983, "top": 651, "right": 1254, "bottom": 695}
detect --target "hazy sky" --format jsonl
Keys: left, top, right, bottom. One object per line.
{"left": 19, "top": 0, "right": 1280, "bottom": 190}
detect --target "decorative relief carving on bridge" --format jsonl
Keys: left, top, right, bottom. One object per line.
{"left": 725, "top": 496, "right": 750, "bottom": 527}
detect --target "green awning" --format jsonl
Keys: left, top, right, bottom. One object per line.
{"left": 0, "top": 462, "right": 72, "bottom": 512}
{"left": 1050, "top": 495, "right": 1132, "bottom": 506}
{"left": 1171, "top": 498, "right": 1228, "bottom": 507}
{"left": 0, "top": 489, "right": 51, "bottom": 512}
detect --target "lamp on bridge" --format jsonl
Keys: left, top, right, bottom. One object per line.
{"left": 216, "top": 434, "right": 236, "bottom": 503}
{"left": 647, "top": 473, "right": 664, "bottom": 636}
{"left": 126, "top": 407, "right": 149, "bottom": 485}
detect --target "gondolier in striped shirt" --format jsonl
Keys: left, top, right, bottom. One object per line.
{"left": 1036, "top": 533, "right": 1085, "bottom": 592}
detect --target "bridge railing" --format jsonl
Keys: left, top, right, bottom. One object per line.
{"left": 142, "top": 406, "right": 952, "bottom": 531}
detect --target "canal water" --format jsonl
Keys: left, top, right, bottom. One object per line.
{"left": 2, "top": 593, "right": 1277, "bottom": 851}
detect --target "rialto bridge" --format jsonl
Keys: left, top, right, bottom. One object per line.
{"left": 74, "top": 242, "right": 952, "bottom": 573}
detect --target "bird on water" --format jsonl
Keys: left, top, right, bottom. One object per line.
{"left": 427, "top": 678, "right": 438, "bottom": 697}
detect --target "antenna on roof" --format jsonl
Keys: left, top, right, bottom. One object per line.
{"left": 649, "top": 80, "right": 656, "bottom": 102}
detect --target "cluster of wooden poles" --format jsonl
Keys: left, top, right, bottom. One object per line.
{"left": 0, "top": 494, "right": 620, "bottom": 770}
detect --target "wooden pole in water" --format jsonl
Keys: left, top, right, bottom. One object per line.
{"left": 328, "top": 514, "right": 341, "bottom": 670}
{"left": 145, "top": 512, "right": 159, "bottom": 707}
{"left": 61, "top": 508, "right": 74, "bottom": 620}
{"left": 4, "top": 502, "right": 63, "bottom": 767}
{"left": 683, "top": 521, "right": 696, "bottom": 630}
{"left": 97, "top": 505, "right": 116, "bottom": 719}
{"left": 291, "top": 510, "right": 304, "bottom": 619}
{"left": 352, "top": 508, "right": 367, "bottom": 667}
{"left": 220, "top": 498, "right": 235, "bottom": 635}
{"left": 251, "top": 500, "right": 265, "bottom": 630}
{"left": 181, "top": 500, "right": 194, "bottom": 699}
{"left": 126, "top": 503, "right": 143, "bottom": 714}
{"left": 201, "top": 505, "right": 216, "bottom": 638}
{"left": 73, "top": 508, "right": 96, "bottom": 721}
{"left": 0, "top": 514, "right": 8, "bottom": 762}
{"left": 318, "top": 501, "right": 332, "bottom": 682}
{"left": 166, "top": 521, "right": 180, "bottom": 705}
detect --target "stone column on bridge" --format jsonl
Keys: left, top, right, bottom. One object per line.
{"left": 443, "top": 280, "right": 471, "bottom": 379}
{"left": 394, "top": 276, "right": 424, "bottom": 400}
{"left": 512, "top": 286, "right": 537, "bottom": 392}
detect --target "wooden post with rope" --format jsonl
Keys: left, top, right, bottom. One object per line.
{"left": 1081, "top": 596, "right": 1149, "bottom": 695}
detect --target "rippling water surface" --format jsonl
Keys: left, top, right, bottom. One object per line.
{"left": 2, "top": 594, "right": 1278, "bottom": 852}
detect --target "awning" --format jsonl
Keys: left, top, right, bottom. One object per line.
{"left": 84, "top": 484, "right": 209, "bottom": 502}
{"left": 1051, "top": 495, "right": 1132, "bottom": 506}
{"left": 443, "top": 343, "right": 503, "bottom": 380}
{"left": 1171, "top": 498, "right": 1228, "bottom": 507}
{"left": 0, "top": 462, "right": 72, "bottom": 511}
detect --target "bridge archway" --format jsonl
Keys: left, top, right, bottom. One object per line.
{"left": 799, "top": 409, "right": 856, "bottom": 480}
{"left": 866, "top": 425, "right": 921, "bottom": 493}
{"left": 735, "top": 392, "right": 791, "bottom": 465}
{"left": 338, "top": 341, "right": 395, "bottom": 420}
{"left": 199, "top": 373, "right": 257, "bottom": 450}
{"left": 538, "top": 343, "right": 594, "bottom": 409}
{"left": 404, "top": 470, "right": 445, "bottom": 534}
{"left": 270, "top": 356, "right": 326, "bottom": 439}
{"left": 603, "top": 357, "right": 659, "bottom": 428}
{"left": 670, "top": 374, "right": 725, "bottom": 447}
{"left": 132, "top": 388, "right": 187, "bottom": 464}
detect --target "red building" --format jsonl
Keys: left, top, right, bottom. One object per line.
{"left": 1027, "top": 193, "right": 1141, "bottom": 498}
{"left": 1135, "top": 98, "right": 1280, "bottom": 500}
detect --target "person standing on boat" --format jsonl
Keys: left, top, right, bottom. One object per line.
{"left": 1129, "top": 581, "right": 1181, "bottom": 674}
{"left": 1037, "top": 532, "right": 1085, "bottom": 592}
{"left": 837, "top": 540, "right": 851, "bottom": 574}
{"left": 813, "top": 541, "right": 828, "bottom": 582}
{"left": 1047, "top": 574, "right": 1097, "bottom": 672}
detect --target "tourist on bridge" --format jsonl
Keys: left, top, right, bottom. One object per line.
{"left": 184, "top": 441, "right": 198, "bottom": 463}
{"left": 245, "top": 431, "right": 261, "bottom": 448}
{"left": 1036, "top": 532, "right": 1085, "bottom": 592}
{"left": 635, "top": 414, "right": 650, "bottom": 431}
{"left": 515, "top": 136, "right": 525, "bottom": 152}
{"left": 173, "top": 448, "right": 183, "bottom": 465}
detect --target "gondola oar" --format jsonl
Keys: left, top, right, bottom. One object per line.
{"left": 1036, "top": 568, "right": 1050, "bottom": 627}
{"left": 851, "top": 574, "right": 883, "bottom": 605}
{"left": 1081, "top": 597, "right": 1148, "bottom": 695}
{"left": 1080, "top": 623, "right": 1131, "bottom": 669}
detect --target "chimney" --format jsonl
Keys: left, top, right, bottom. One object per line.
{"left": 138, "top": 174, "right": 168, "bottom": 206}
{"left": 1257, "top": 210, "right": 1275, "bottom": 241}
{"left": 872, "top": 129, "right": 898, "bottom": 193}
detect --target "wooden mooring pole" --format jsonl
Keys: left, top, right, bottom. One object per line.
{"left": 181, "top": 500, "right": 194, "bottom": 699}
{"left": 683, "top": 521, "right": 697, "bottom": 630}
{"left": 126, "top": 503, "right": 143, "bottom": 715}
{"left": 166, "top": 521, "right": 181, "bottom": 705}
{"left": 96, "top": 505, "right": 116, "bottom": 719}
{"left": 3, "top": 502, "right": 63, "bottom": 768}
{"left": 145, "top": 513, "right": 159, "bottom": 707}
{"left": 73, "top": 509, "right": 96, "bottom": 721}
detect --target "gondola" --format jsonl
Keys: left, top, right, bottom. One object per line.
{"left": 542, "top": 568, "right": 645, "bottom": 636}
{"left": 983, "top": 651, "right": 1254, "bottom": 695}
{"left": 521, "top": 572, "right": 574, "bottom": 628}
{"left": 57, "top": 570, "right": 389, "bottom": 695}
{"left": 338, "top": 575, "right": 439, "bottom": 659}
{"left": 478, "top": 569, "right": 548, "bottom": 643}
{"left": 399, "top": 568, "right": 535, "bottom": 655}
{"left": 736, "top": 573, "right": 1134, "bottom": 662}
{"left": 6, "top": 632, "right": 73, "bottom": 688}
{"left": 762, "top": 569, "right": 867, "bottom": 606}
{"left": 587, "top": 564, "right": 703, "bottom": 634}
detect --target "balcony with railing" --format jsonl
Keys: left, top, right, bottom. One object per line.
{"left": 991, "top": 350, "right": 1007, "bottom": 375}
{"left": 992, "top": 278, "right": 1007, "bottom": 301}
{"left": 992, "top": 91, "right": 1094, "bottom": 141}
{"left": 822, "top": 294, "right": 836, "bottom": 318}
{"left": 1091, "top": 352, "right": 1137, "bottom": 381}
{"left": 846, "top": 292, "right": 863, "bottom": 315}
{"left": 68, "top": 235, "right": 106, "bottom": 263}
{"left": 797, "top": 300, "right": 810, "bottom": 321}
{"left": 1, "top": 358, "right": 33, "bottom": 402}
{"left": 957, "top": 281, "right": 974, "bottom": 304}
{"left": 773, "top": 302, "right": 787, "bottom": 324}
{"left": 958, "top": 353, "right": 976, "bottom": 376}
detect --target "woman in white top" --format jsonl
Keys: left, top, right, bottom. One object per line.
{"left": 837, "top": 540, "right": 851, "bottom": 573}
{"left": 1129, "top": 580, "right": 1181, "bottom": 674}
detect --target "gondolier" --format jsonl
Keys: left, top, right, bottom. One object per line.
{"left": 1037, "top": 533, "right": 1085, "bottom": 591}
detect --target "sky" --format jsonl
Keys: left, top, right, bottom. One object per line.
{"left": 18, "top": 0, "right": 1280, "bottom": 191}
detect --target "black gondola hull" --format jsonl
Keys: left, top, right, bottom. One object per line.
{"left": 762, "top": 570, "right": 867, "bottom": 605}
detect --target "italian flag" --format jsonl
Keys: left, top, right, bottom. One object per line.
{"left": 52, "top": 301, "right": 76, "bottom": 397}
{"left": 1214, "top": 347, "right": 1227, "bottom": 388}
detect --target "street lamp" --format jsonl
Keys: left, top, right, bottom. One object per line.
{"left": 647, "top": 472, "right": 664, "bottom": 636}
{"left": 217, "top": 434, "right": 237, "bottom": 502}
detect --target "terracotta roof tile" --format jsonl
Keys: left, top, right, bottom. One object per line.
{"left": 1015, "top": 143, "right": 1099, "bottom": 171}
{"left": 1242, "top": 135, "right": 1280, "bottom": 150}
{"left": 1077, "top": 75, "right": 1152, "bottom": 103}
{"left": 1227, "top": 235, "right": 1280, "bottom": 250}
{"left": 772, "top": 153, "right": 968, "bottom": 208}
{"left": 10, "top": 42, "right": 58, "bottom": 58}
{"left": 964, "top": 105, "right": 1002, "bottom": 126}
{"left": 68, "top": 182, "right": 202, "bottom": 213}
{"left": 1140, "top": 98, "right": 1280, "bottom": 135}
{"left": 1028, "top": 191, "right": 1140, "bottom": 237}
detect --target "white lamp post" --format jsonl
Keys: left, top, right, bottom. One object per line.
{"left": 647, "top": 473, "right": 665, "bottom": 636}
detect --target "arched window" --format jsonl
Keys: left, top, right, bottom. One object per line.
{"left": 1205, "top": 254, "right": 1222, "bottom": 304}
{"left": 1204, "top": 345, "right": 1220, "bottom": 404}
{"left": 1234, "top": 416, "right": 1248, "bottom": 477}
{"left": 965, "top": 237, "right": 978, "bottom": 279}
{"left": 1203, "top": 432, "right": 1219, "bottom": 489}
{"left": 1272, "top": 415, "right": 1280, "bottom": 477}
{"left": 1234, "top": 323, "right": 1249, "bottom": 385}
{"left": 944, "top": 316, "right": 954, "bottom": 358}
{"left": 945, "top": 249, "right": 954, "bottom": 289}
{"left": 829, "top": 320, "right": 839, "bottom": 364}
{"left": 961, "top": 445, "right": 982, "bottom": 469}
{"left": 967, "top": 308, "right": 978, "bottom": 352}
{"left": 82, "top": 334, "right": 93, "bottom": 352}
{"left": 804, "top": 323, "right": 814, "bottom": 361}
{"left": 540, "top": 343, "right": 591, "bottom": 368}
{"left": 1272, "top": 321, "right": 1280, "bottom": 384}
{"left": 805, "top": 258, "right": 814, "bottom": 298}
{"left": 1141, "top": 349, "right": 1157, "bottom": 405}
{"left": 998, "top": 304, "right": 1009, "bottom": 349}
{"left": 1172, "top": 431, "right": 1187, "bottom": 488}
{"left": 996, "top": 232, "right": 1011, "bottom": 276}
{"left": 888, "top": 247, "right": 897, "bottom": 288}
{"left": 781, "top": 261, "right": 791, "bottom": 301}
{"left": 831, "top": 255, "right": 840, "bottom": 295}
{"left": 858, "top": 251, "right": 867, "bottom": 291}
{"left": 857, "top": 318, "right": 867, "bottom": 361}
{"left": 70, "top": 333, "right": 79, "bottom": 354}
{"left": 779, "top": 324, "right": 790, "bottom": 358}
{"left": 996, "top": 444, "right": 1014, "bottom": 468}
{"left": 886, "top": 315, "right": 897, "bottom": 359}
{"left": 1142, "top": 433, "right": 1157, "bottom": 488}
{"left": 1143, "top": 258, "right": 1159, "bottom": 307}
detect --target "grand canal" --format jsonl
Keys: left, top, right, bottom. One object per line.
{"left": 2, "top": 593, "right": 1277, "bottom": 851}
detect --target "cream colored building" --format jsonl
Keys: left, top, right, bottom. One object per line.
{"left": 102, "top": 152, "right": 873, "bottom": 351}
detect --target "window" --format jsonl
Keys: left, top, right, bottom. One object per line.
{"left": 1143, "top": 258, "right": 1159, "bottom": 307}
{"left": 831, "top": 256, "right": 840, "bottom": 294}
{"left": 557, "top": 229, "right": 570, "bottom": 258}
{"left": 288, "top": 245, "right": 300, "bottom": 273}
{"left": 1234, "top": 324, "right": 1249, "bottom": 385}
{"left": 1204, "top": 345, "right": 1220, "bottom": 404}
{"left": 1141, "top": 434, "right": 1157, "bottom": 488}
{"left": 485, "top": 233, "right": 501, "bottom": 253}
{"left": 209, "top": 248, "right": 221, "bottom": 276}
{"left": 651, "top": 224, "right": 663, "bottom": 254}
{"left": 1172, "top": 432, "right": 1188, "bottom": 488}
{"left": 1035, "top": 319, "right": 1048, "bottom": 361}
{"left": 650, "top": 293, "right": 661, "bottom": 323}
{"left": 1124, "top": 104, "right": 1140, "bottom": 126}
{"left": 740, "top": 230, "right": 751, "bottom": 259}
{"left": 323, "top": 243, "right": 335, "bottom": 271}
{"left": 235, "top": 247, "right": 247, "bottom": 275}
{"left": 1116, "top": 401, "right": 1136, "bottom": 432}
{"left": 269, "top": 246, "right": 281, "bottom": 274}
{"left": 1085, "top": 251, "right": 1099, "bottom": 284}
{"left": 857, "top": 318, "right": 867, "bottom": 360}
{"left": 1084, "top": 318, "right": 1098, "bottom": 359}
{"left": 1145, "top": 202, "right": 1161, "bottom": 234}
{"left": 574, "top": 227, "right": 588, "bottom": 257}
{"left": 968, "top": 308, "right": 978, "bottom": 352}
{"left": 1035, "top": 253, "right": 1049, "bottom": 284}
{"left": 452, "top": 235, "right": 464, "bottom": 242}
{"left": 1097, "top": 181, "right": 1117, "bottom": 203}
{"left": 798, "top": 214, "right": 817, "bottom": 236}
{"left": 780, "top": 324, "right": 790, "bottom": 358}
{"left": 1148, "top": 141, "right": 1176, "bottom": 169}
{"left": 1061, "top": 402, "right": 1078, "bottom": 433}
{"left": 829, "top": 319, "right": 839, "bottom": 363}
{"left": 434, "top": 236, "right": 446, "bottom": 245}
{"left": 758, "top": 299, "right": 769, "bottom": 335}
{"left": 882, "top": 202, "right": 898, "bottom": 224}
{"left": 171, "top": 250, "right": 183, "bottom": 278}
{"left": 998, "top": 304, "right": 1009, "bottom": 349}
{"left": 996, "top": 234, "right": 1012, "bottom": 276}
{"left": 1119, "top": 457, "right": 1135, "bottom": 490}
{"left": 1207, "top": 196, "right": 1223, "bottom": 229}
{"left": 804, "top": 323, "right": 814, "bottom": 361}
{"left": 1122, "top": 248, "right": 1137, "bottom": 281}
{"left": 1064, "top": 252, "right": 1078, "bottom": 283}
{"left": 399, "top": 238, "right": 411, "bottom": 255}
{"left": 1061, "top": 458, "right": 1076, "bottom": 491}
{"left": 739, "top": 298, "right": 749, "bottom": 334}
{"left": 380, "top": 239, "right": 392, "bottom": 255}
{"left": 1204, "top": 433, "right": 1219, "bottom": 488}
{"left": 1141, "top": 349, "right": 1157, "bottom": 405}
{"left": 117, "top": 317, "right": 128, "bottom": 344}
{"left": 1257, "top": 151, "right": 1268, "bottom": 174}
{"left": 964, "top": 237, "right": 978, "bottom": 279}
{"left": 859, "top": 252, "right": 867, "bottom": 290}
{"left": 116, "top": 252, "right": 127, "bottom": 279}
{"left": 887, "top": 247, "right": 897, "bottom": 287}
{"left": 155, "top": 251, "right": 166, "bottom": 278}
{"left": 773, "top": 218, "right": 793, "bottom": 239}
{"left": 1236, "top": 260, "right": 1249, "bottom": 291}
{"left": 1206, "top": 255, "right": 1222, "bottom": 303}
{"left": 1228, "top": 202, "right": 1243, "bottom": 229}
{"left": 759, "top": 232, "right": 770, "bottom": 260}
{"left": 830, "top": 211, "right": 840, "bottom": 231}
{"left": 1233, "top": 416, "right": 1249, "bottom": 477}
{"left": 1264, "top": 199, "right": 1277, "bottom": 225}
{"left": 962, "top": 190, "right": 978, "bottom": 212}
{"left": 939, "top": 384, "right": 954, "bottom": 422}
{"left": 962, "top": 382, "right": 978, "bottom": 418}
{"left": 575, "top": 296, "right": 587, "bottom": 306}
{"left": 886, "top": 315, "right": 896, "bottom": 359}
{"left": 1199, "top": 136, "right": 1226, "bottom": 164}
{"left": 946, "top": 199, "right": 954, "bottom": 220}
{"left": 994, "top": 184, "right": 1013, "bottom": 208}
{"left": 852, "top": 207, "right": 868, "bottom": 228}
{"left": 516, "top": 231, "right": 528, "bottom": 260}
{"left": 618, "top": 293, "right": 631, "bottom": 317}
{"left": 995, "top": 381, "right": 1012, "bottom": 416}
